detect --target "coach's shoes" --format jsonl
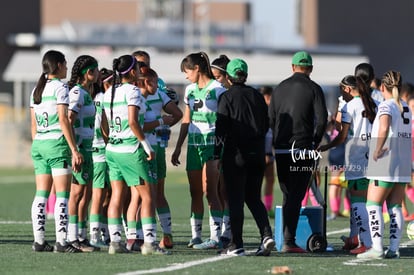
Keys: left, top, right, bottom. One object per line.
{"left": 256, "top": 236, "right": 275, "bottom": 256}
{"left": 220, "top": 244, "right": 246, "bottom": 256}
{"left": 281, "top": 244, "right": 307, "bottom": 253}
{"left": 32, "top": 241, "right": 54, "bottom": 252}
{"left": 108, "top": 241, "right": 129, "bottom": 254}
{"left": 384, "top": 249, "right": 400, "bottom": 259}
{"left": 356, "top": 248, "right": 384, "bottom": 259}
{"left": 141, "top": 242, "right": 171, "bottom": 255}
{"left": 193, "top": 239, "right": 222, "bottom": 250}
{"left": 187, "top": 237, "right": 202, "bottom": 248}
{"left": 54, "top": 242, "right": 82, "bottom": 253}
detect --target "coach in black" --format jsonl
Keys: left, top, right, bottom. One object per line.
{"left": 215, "top": 58, "right": 275, "bottom": 256}
{"left": 269, "top": 51, "right": 327, "bottom": 253}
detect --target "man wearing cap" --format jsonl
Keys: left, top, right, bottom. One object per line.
{"left": 269, "top": 51, "right": 327, "bottom": 253}
{"left": 215, "top": 58, "right": 275, "bottom": 256}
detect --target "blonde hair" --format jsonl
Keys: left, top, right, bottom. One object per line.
{"left": 382, "top": 70, "right": 402, "bottom": 112}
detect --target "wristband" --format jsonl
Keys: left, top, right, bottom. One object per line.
{"left": 141, "top": 139, "right": 154, "bottom": 156}
{"left": 158, "top": 118, "right": 164, "bottom": 126}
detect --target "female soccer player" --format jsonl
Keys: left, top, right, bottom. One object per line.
{"left": 30, "top": 50, "right": 83, "bottom": 253}
{"left": 65, "top": 55, "right": 100, "bottom": 252}
{"left": 319, "top": 75, "right": 377, "bottom": 254}
{"left": 357, "top": 70, "right": 411, "bottom": 259}
{"left": 171, "top": 52, "right": 226, "bottom": 249}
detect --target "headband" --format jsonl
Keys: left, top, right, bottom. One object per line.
{"left": 81, "top": 63, "right": 98, "bottom": 75}
{"left": 211, "top": 64, "right": 226, "bottom": 73}
{"left": 103, "top": 75, "right": 113, "bottom": 83}
{"left": 120, "top": 56, "right": 136, "bottom": 75}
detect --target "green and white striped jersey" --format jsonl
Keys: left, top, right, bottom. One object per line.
{"left": 69, "top": 85, "right": 96, "bottom": 145}
{"left": 102, "top": 83, "right": 146, "bottom": 153}
{"left": 92, "top": 92, "right": 106, "bottom": 162}
{"left": 30, "top": 79, "right": 69, "bottom": 140}
{"left": 184, "top": 79, "right": 226, "bottom": 146}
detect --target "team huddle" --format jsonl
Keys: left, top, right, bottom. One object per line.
{"left": 29, "top": 49, "right": 412, "bottom": 259}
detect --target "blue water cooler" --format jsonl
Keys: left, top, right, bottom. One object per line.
{"left": 274, "top": 205, "right": 326, "bottom": 252}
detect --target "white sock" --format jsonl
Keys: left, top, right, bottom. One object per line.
{"left": 31, "top": 195, "right": 48, "bottom": 244}
{"left": 190, "top": 217, "right": 202, "bottom": 239}
{"left": 353, "top": 202, "right": 371, "bottom": 247}
{"left": 142, "top": 221, "right": 157, "bottom": 244}
{"left": 157, "top": 211, "right": 172, "bottom": 235}
{"left": 388, "top": 205, "right": 403, "bottom": 252}
{"left": 54, "top": 196, "right": 69, "bottom": 245}
{"left": 209, "top": 213, "right": 222, "bottom": 242}
{"left": 221, "top": 214, "right": 232, "bottom": 239}
{"left": 108, "top": 223, "right": 123, "bottom": 243}
{"left": 67, "top": 216, "right": 78, "bottom": 243}
{"left": 366, "top": 204, "right": 383, "bottom": 252}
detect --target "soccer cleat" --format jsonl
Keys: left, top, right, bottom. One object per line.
{"left": 126, "top": 239, "right": 143, "bottom": 252}
{"left": 75, "top": 239, "right": 100, "bottom": 252}
{"left": 108, "top": 242, "right": 129, "bottom": 254}
{"left": 159, "top": 234, "right": 173, "bottom": 249}
{"left": 219, "top": 236, "right": 231, "bottom": 249}
{"left": 193, "top": 239, "right": 221, "bottom": 250}
{"left": 187, "top": 237, "right": 202, "bottom": 248}
{"left": 90, "top": 238, "right": 109, "bottom": 250}
{"left": 356, "top": 248, "right": 384, "bottom": 259}
{"left": 350, "top": 244, "right": 369, "bottom": 255}
{"left": 341, "top": 235, "right": 359, "bottom": 250}
{"left": 32, "top": 241, "right": 54, "bottom": 252}
{"left": 384, "top": 249, "right": 400, "bottom": 259}
{"left": 141, "top": 242, "right": 171, "bottom": 255}
{"left": 255, "top": 236, "right": 275, "bottom": 256}
{"left": 220, "top": 244, "right": 246, "bottom": 256}
{"left": 54, "top": 242, "right": 82, "bottom": 253}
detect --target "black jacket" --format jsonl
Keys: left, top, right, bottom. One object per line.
{"left": 269, "top": 72, "right": 327, "bottom": 150}
{"left": 215, "top": 84, "right": 268, "bottom": 156}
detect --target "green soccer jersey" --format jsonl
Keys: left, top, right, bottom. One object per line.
{"left": 184, "top": 79, "right": 226, "bottom": 146}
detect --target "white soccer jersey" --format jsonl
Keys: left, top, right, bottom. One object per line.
{"left": 102, "top": 83, "right": 145, "bottom": 153}
{"left": 69, "top": 85, "right": 96, "bottom": 145}
{"left": 30, "top": 79, "right": 69, "bottom": 140}
{"left": 341, "top": 96, "right": 375, "bottom": 179}
{"left": 184, "top": 79, "right": 226, "bottom": 146}
{"left": 92, "top": 92, "right": 106, "bottom": 162}
{"left": 144, "top": 89, "right": 172, "bottom": 145}
{"left": 367, "top": 99, "right": 412, "bottom": 182}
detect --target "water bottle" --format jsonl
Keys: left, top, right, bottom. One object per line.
{"left": 157, "top": 125, "right": 171, "bottom": 148}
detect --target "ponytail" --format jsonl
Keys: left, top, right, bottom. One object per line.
{"left": 356, "top": 76, "right": 377, "bottom": 123}
{"left": 382, "top": 70, "right": 403, "bottom": 112}
{"left": 110, "top": 58, "right": 120, "bottom": 121}
{"left": 33, "top": 73, "right": 47, "bottom": 104}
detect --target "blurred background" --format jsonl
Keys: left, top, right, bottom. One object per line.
{"left": 0, "top": 0, "right": 412, "bottom": 167}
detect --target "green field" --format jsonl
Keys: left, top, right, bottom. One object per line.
{"left": 1, "top": 168, "right": 414, "bottom": 275}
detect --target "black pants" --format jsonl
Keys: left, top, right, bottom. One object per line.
{"left": 222, "top": 149, "right": 272, "bottom": 249}
{"left": 275, "top": 154, "right": 312, "bottom": 245}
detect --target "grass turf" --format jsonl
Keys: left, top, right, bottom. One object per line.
{"left": 1, "top": 168, "right": 414, "bottom": 275}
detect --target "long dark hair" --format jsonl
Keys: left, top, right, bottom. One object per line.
{"left": 67, "top": 55, "right": 98, "bottom": 90}
{"left": 110, "top": 55, "right": 138, "bottom": 120}
{"left": 211, "top": 54, "right": 230, "bottom": 76}
{"left": 180, "top": 51, "right": 214, "bottom": 79}
{"left": 341, "top": 75, "right": 377, "bottom": 123}
{"left": 33, "top": 50, "right": 66, "bottom": 104}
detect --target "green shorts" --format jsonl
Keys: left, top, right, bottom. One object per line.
{"left": 372, "top": 180, "right": 407, "bottom": 188}
{"left": 93, "top": 161, "right": 110, "bottom": 189}
{"left": 186, "top": 144, "right": 214, "bottom": 171}
{"left": 72, "top": 142, "right": 93, "bottom": 185}
{"left": 31, "top": 136, "right": 72, "bottom": 176}
{"left": 106, "top": 146, "right": 157, "bottom": 186}
{"left": 348, "top": 178, "right": 369, "bottom": 191}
